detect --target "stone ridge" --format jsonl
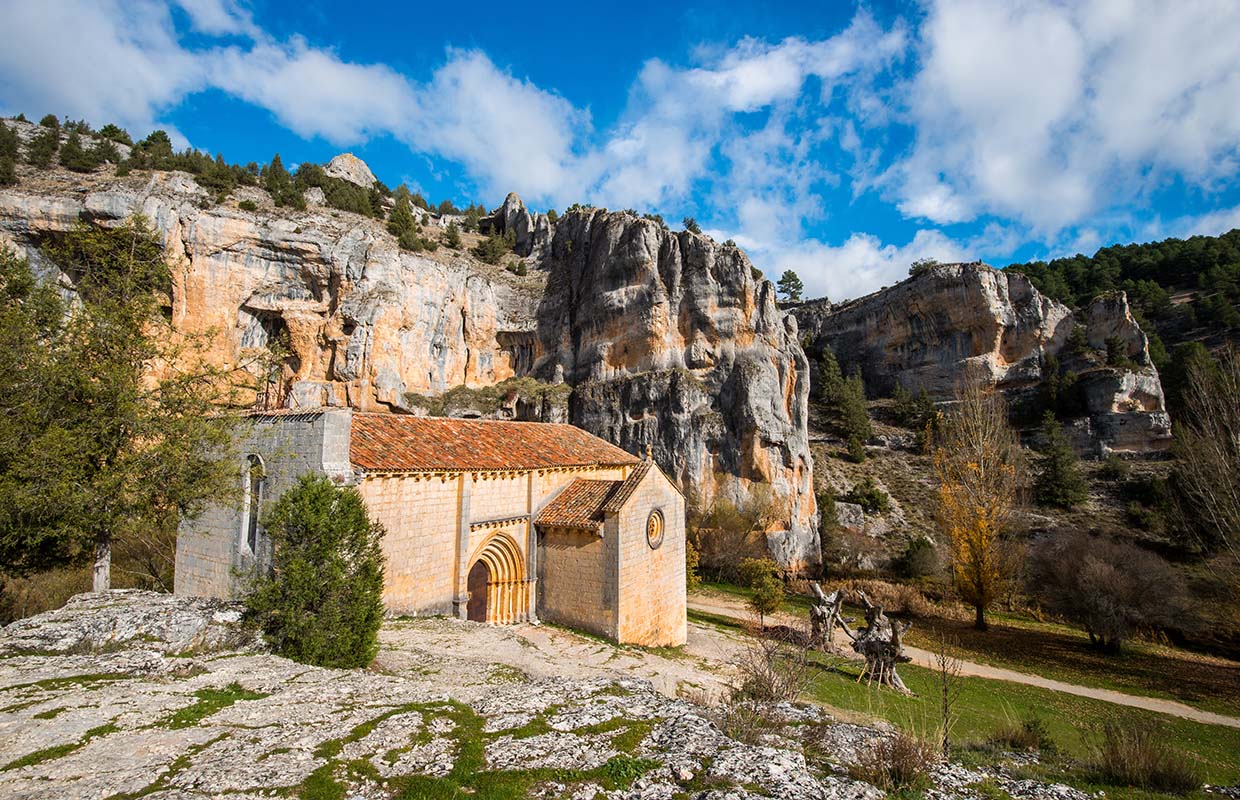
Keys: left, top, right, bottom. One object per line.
{"left": 349, "top": 413, "right": 641, "bottom": 473}
{"left": 794, "top": 261, "right": 1172, "bottom": 453}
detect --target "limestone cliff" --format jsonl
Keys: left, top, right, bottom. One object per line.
{"left": 537, "top": 209, "right": 818, "bottom": 569}
{"left": 0, "top": 163, "right": 819, "bottom": 570}
{"left": 794, "top": 262, "right": 1172, "bottom": 453}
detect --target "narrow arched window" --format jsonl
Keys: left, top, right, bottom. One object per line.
{"left": 241, "top": 455, "right": 265, "bottom": 554}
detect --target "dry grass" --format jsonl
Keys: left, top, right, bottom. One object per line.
{"left": 826, "top": 578, "right": 938, "bottom": 617}
{"left": 849, "top": 731, "right": 938, "bottom": 791}
{"left": 1087, "top": 721, "right": 1201, "bottom": 794}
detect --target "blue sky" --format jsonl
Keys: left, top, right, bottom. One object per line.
{"left": 2, "top": 0, "right": 1239, "bottom": 301}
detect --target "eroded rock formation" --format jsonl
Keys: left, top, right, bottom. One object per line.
{"left": 0, "top": 165, "right": 819, "bottom": 570}
{"left": 539, "top": 210, "right": 818, "bottom": 570}
{"left": 794, "top": 262, "right": 1172, "bottom": 453}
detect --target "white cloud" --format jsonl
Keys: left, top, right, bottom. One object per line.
{"left": 171, "top": 0, "right": 258, "bottom": 36}
{"left": 755, "top": 229, "right": 971, "bottom": 301}
{"left": 407, "top": 50, "right": 589, "bottom": 203}
{"left": 206, "top": 39, "right": 418, "bottom": 143}
{"left": 892, "top": 0, "right": 1240, "bottom": 232}
{"left": 0, "top": 0, "right": 204, "bottom": 135}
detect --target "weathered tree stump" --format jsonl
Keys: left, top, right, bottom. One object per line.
{"left": 810, "top": 583, "right": 914, "bottom": 695}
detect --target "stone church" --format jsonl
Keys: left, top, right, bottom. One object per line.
{"left": 174, "top": 409, "right": 687, "bottom": 646}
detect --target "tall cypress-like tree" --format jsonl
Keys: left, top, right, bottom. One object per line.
{"left": 0, "top": 218, "right": 236, "bottom": 588}
{"left": 244, "top": 474, "right": 386, "bottom": 668}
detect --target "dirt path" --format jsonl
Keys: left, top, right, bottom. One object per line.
{"left": 687, "top": 594, "right": 1240, "bottom": 730}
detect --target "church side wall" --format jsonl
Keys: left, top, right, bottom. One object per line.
{"left": 615, "top": 470, "right": 687, "bottom": 646}
{"left": 175, "top": 411, "right": 345, "bottom": 599}
{"left": 537, "top": 526, "right": 616, "bottom": 638}
{"left": 358, "top": 475, "right": 461, "bottom": 615}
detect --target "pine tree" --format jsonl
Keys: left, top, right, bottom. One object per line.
{"left": 443, "top": 222, "right": 462, "bottom": 249}
{"left": 0, "top": 124, "right": 18, "bottom": 186}
{"left": 776, "top": 270, "right": 804, "bottom": 301}
{"left": 682, "top": 216, "right": 701, "bottom": 234}
{"left": 388, "top": 193, "right": 417, "bottom": 240}
{"left": 838, "top": 373, "right": 871, "bottom": 443}
{"left": 1034, "top": 412, "right": 1088, "bottom": 508}
{"left": 58, "top": 131, "right": 98, "bottom": 172}
{"left": 0, "top": 220, "right": 236, "bottom": 585}
{"left": 262, "top": 154, "right": 304, "bottom": 210}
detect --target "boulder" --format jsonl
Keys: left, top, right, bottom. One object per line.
{"left": 323, "top": 153, "right": 377, "bottom": 188}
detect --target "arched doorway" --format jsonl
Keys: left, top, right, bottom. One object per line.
{"left": 466, "top": 560, "right": 489, "bottom": 622}
{"left": 466, "top": 532, "right": 527, "bottom": 624}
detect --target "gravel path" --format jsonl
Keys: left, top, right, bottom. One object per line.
{"left": 688, "top": 594, "right": 1240, "bottom": 730}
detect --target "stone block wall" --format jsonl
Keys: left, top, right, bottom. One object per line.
{"left": 537, "top": 527, "right": 615, "bottom": 638}
{"left": 614, "top": 468, "right": 687, "bottom": 646}
{"left": 175, "top": 410, "right": 352, "bottom": 599}
{"left": 356, "top": 473, "right": 462, "bottom": 615}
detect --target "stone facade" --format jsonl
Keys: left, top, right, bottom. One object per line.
{"left": 174, "top": 410, "right": 687, "bottom": 646}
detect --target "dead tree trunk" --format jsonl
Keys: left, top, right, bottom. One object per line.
{"left": 813, "top": 585, "right": 914, "bottom": 694}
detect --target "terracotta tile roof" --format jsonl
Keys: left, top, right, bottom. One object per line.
{"left": 349, "top": 414, "right": 640, "bottom": 473}
{"left": 602, "top": 460, "right": 652, "bottom": 513}
{"left": 534, "top": 478, "right": 622, "bottom": 531}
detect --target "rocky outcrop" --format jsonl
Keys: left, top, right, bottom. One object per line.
{"left": 479, "top": 192, "right": 552, "bottom": 258}
{"left": 537, "top": 210, "right": 818, "bottom": 570}
{"left": 0, "top": 171, "right": 818, "bottom": 569}
{"left": 323, "top": 152, "right": 377, "bottom": 188}
{"left": 794, "top": 262, "right": 1172, "bottom": 453}
{"left": 0, "top": 590, "right": 260, "bottom": 656}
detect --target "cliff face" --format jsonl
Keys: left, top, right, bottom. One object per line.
{"left": 536, "top": 210, "right": 818, "bottom": 569}
{"left": 794, "top": 262, "right": 1172, "bottom": 453}
{"left": 0, "top": 171, "right": 540, "bottom": 412}
{"left": 0, "top": 166, "right": 819, "bottom": 570}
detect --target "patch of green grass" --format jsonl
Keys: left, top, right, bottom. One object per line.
{"left": 4, "top": 672, "right": 129, "bottom": 694}
{"left": 32, "top": 706, "right": 70, "bottom": 719}
{"left": 1, "top": 722, "right": 119, "bottom": 771}
{"left": 698, "top": 580, "right": 1240, "bottom": 719}
{"left": 162, "top": 682, "right": 267, "bottom": 729}
{"left": 299, "top": 700, "right": 664, "bottom": 800}
{"left": 806, "top": 655, "right": 1240, "bottom": 785}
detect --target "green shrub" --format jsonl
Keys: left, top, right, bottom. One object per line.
{"left": 237, "top": 199, "right": 258, "bottom": 212}
{"left": 59, "top": 132, "right": 100, "bottom": 172}
{"left": 98, "top": 123, "right": 132, "bottom": 145}
{"left": 843, "top": 476, "right": 890, "bottom": 514}
{"left": 897, "top": 537, "right": 938, "bottom": 578}
{"left": 682, "top": 216, "right": 701, "bottom": 234}
{"left": 846, "top": 435, "right": 866, "bottom": 463}
{"left": 817, "top": 490, "right": 837, "bottom": 531}
{"left": 748, "top": 574, "right": 784, "bottom": 628}
{"left": 472, "top": 232, "right": 511, "bottom": 264}
{"left": 1033, "top": 412, "right": 1088, "bottom": 508}
{"left": 26, "top": 127, "right": 59, "bottom": 168}
{"left": 244, "top": 474, "right": 386, "bottom": 668}
{"left": 38, "top": 114, "right": 59, "bottom": 129}
{"left": 1098, "top": 454, "right": 1129, "bottom": 481}
{"left": 442, "top": 222, "right": 462, "bottom": 249}
{"left": 737, "top": 557, "right": 779, "bottom": 588}
{"left": 988, "top": 717, "right": 1057, "bottom": 754}
{"left": 0, "top": 124, "right": 17, "bottom": 186}
{"left": 850, "top": 732, "right": 936, "bottom": 792}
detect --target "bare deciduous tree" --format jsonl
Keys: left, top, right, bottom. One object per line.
{"left": 1174, "top": 345, "right": 1240, "bottom": 590}
{"left": 1028, "top": 531, "right": 1191, "bottom": 651}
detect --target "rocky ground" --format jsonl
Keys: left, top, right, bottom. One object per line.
{"left": 0, "top": 591, "right": 1101, "bottom": 799}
